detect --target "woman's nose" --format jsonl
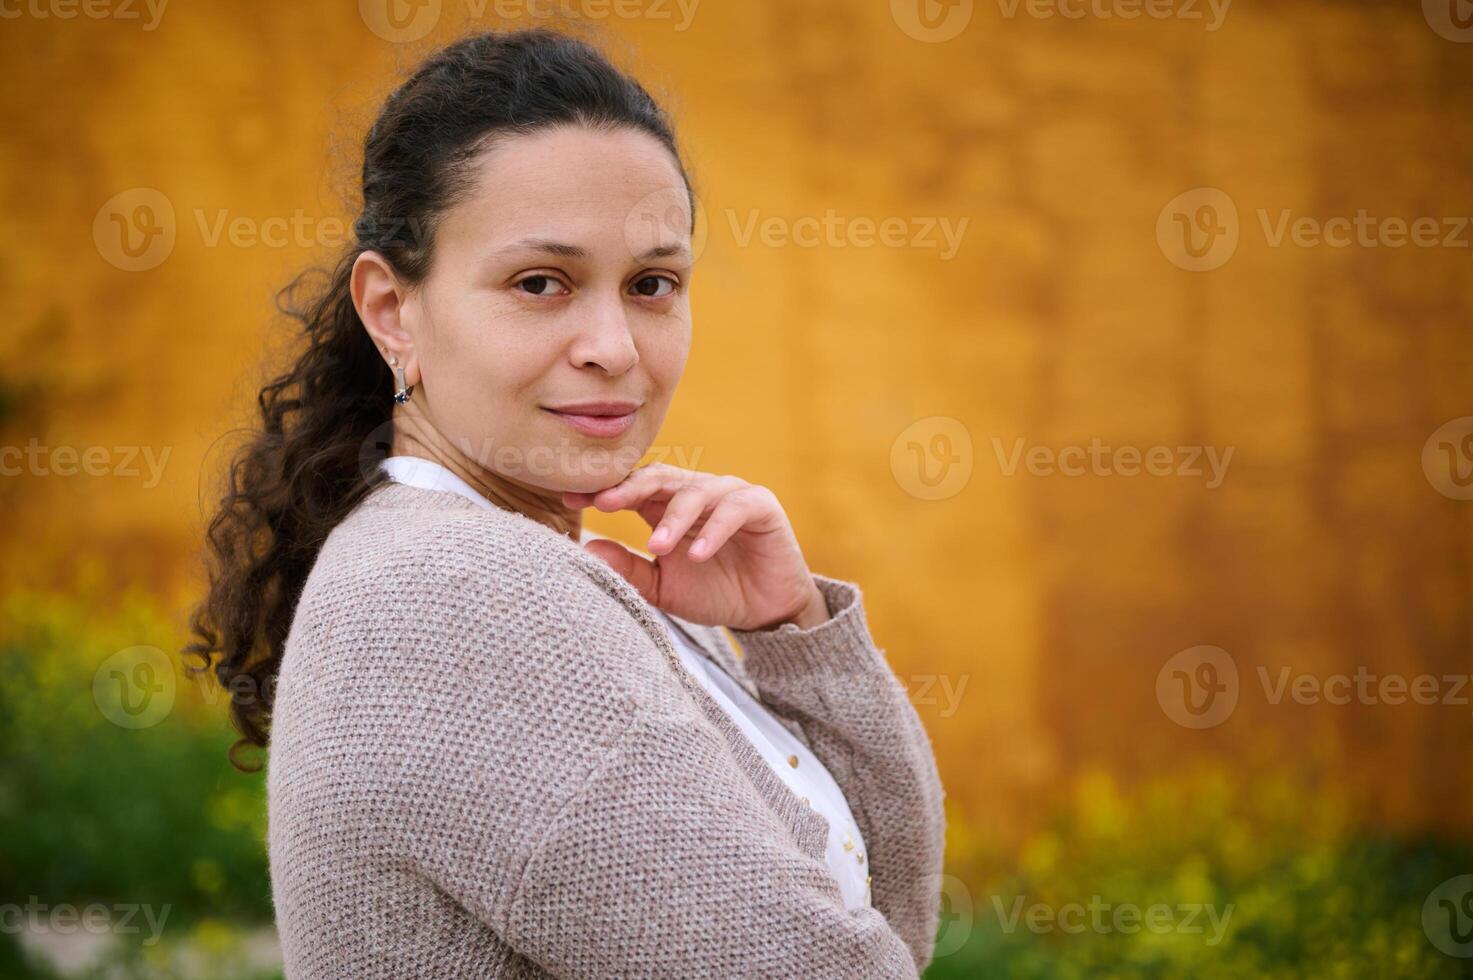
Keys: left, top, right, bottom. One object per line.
{"left": 569, "top": 297, "right": 639, "bottom": 375}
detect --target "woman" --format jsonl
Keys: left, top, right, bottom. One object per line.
{"left": 187, "top": 27, "right": 946, "bottom": 979}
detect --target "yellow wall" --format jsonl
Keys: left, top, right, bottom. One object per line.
{"left": 3, "top": 0, "right": 1471, "bottom": 838}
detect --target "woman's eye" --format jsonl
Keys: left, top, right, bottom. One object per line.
{"left": 631, "top": 275, "right": 677, "bottom": 298}
{"left": 516, "top": 275, "right": 566, "bottom": 296}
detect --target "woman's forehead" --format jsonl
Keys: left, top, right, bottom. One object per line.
{"left": 441, "top": 127, "right": 691, "bottom": 260}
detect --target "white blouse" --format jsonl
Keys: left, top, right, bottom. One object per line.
{"left": 378, "top": 456, "right": 872, "bottom": 910}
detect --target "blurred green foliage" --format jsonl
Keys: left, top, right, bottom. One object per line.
{"left": 0, "top": 585, "right": 278, "bottom": 978}
{"left": 925, "top": 769, "right": 1472, "bottom": 978}
{"left": 2, "top": 585, "right": 1469, "bottom": 978}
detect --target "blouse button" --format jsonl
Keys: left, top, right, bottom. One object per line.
{"left": 800, "top": 795, "right": 811, "bottom": 807}
{"left": 856, "top": 850, "right": 865, "bottom": 864}
{"left": 788, "top": 754, "right": 799, "bottom": 768}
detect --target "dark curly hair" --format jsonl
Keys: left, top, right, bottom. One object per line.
{"left": 185, "top": 27, "right": 694, "bottom": 772}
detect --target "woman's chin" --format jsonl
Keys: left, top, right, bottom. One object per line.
{"left": 562, "top": 467, "right": 636, "bottom": 495}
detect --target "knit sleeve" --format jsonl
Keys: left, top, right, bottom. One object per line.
{"left": 501, "top": 706, "right": 923, "bottom": 979}
{"left": 375, "top": 525, "right": 924, "bottom": 979}
{"left": 726, "top": 573, "right": 948, "bottom": 976}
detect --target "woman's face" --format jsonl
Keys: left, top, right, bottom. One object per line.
{"left": 391, "top": 123, "right": 693, "bottom": 494}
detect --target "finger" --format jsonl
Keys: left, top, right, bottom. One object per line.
{"left": 686, "top": 488, "right": 762, "bottom": 561}
{"left": 646, "top": 478, "right": 748, "bottom": 555}
{"left": 592, "top": 463, "right": 704, "bottom": 513}
{"left": 567, "top": 475, "right": 685, "bottom": 511}
{"left": 582, "top": 538, "right": 661, "bottom": 606}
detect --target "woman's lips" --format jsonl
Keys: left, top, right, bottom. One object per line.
{"left": 542, "top": 407, "right": 638, "bottom": 438}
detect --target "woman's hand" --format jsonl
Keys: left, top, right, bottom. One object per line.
{"left": 562, "top": 463, "right": 829, "bottom": 631}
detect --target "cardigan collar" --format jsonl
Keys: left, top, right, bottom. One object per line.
{"left": 361, "top": 475, "right": 834, "bottom": 864}
{"left": 377, "top": 456, "right": 756, "bottom": 696}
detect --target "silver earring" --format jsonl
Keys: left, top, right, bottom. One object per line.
{"left": 388, "top": 354, "right": 414, "bottom": 404}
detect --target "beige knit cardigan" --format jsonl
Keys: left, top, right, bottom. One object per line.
{"left": 266, "top": 479, "right": 947, "bottom": 978}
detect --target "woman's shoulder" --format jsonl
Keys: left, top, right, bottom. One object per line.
{"left": 319, "top": 478, "right": 569, "bottom": 576}
{"left": 269, "top": 481, "right": 698, "bottom": 849}
{"left": 294, "top": 481, "right": 585, "bottom": 622}
{"left": 279, "top": 478, "right": 689, "bottom": 750}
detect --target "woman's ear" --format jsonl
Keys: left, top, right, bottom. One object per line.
{"left": 351, "top": 251, "right": 419, "bottom": 383}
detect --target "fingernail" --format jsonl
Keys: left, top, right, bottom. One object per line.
{"left": 689, "top": 538, "right": 707, "bottom": 557}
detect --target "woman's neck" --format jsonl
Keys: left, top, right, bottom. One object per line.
{"left": 387, "top": 403, "right": 583, "bottom": 542}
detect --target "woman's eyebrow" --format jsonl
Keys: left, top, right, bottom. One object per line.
{"left": 494, "top": 238, "right": 691, "bottom": 263}
{"left": 496, "top": 238, "right": 588, "bottom": 259}
{"left": 635, "top": 243, "right": 691, "bottom": 263}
